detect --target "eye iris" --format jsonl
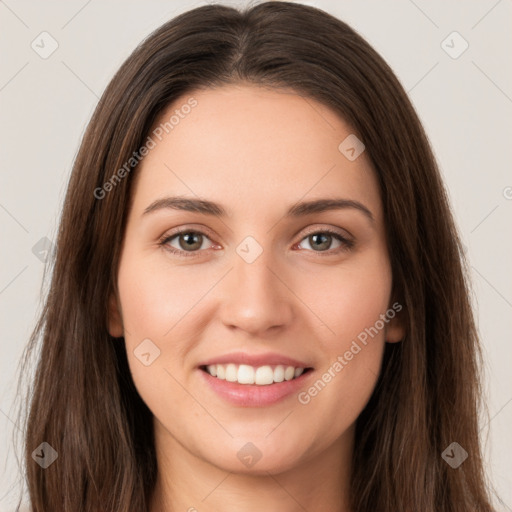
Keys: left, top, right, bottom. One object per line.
{"left": 310, "top": 233, "right": 331, "bottom": 251}
{"left": 179, "top": 232, "right": 202, "bottom": 251}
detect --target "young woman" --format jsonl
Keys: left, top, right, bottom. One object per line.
{"left": 16, "top": 1, "right": 497, "bottom": 511}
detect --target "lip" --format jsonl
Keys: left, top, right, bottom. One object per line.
{"left": 198, "top": 351, "right": 311, "bottom": 368}
{"left": 198, "top": 366, "right": 314, "bottom": 407}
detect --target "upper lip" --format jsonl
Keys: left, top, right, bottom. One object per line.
{"left": 198, "top": 351, "right": 312, "bottom": 368}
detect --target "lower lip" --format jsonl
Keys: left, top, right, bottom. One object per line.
{"left": 198, "top": 368, "right": 314, "bottom": 407}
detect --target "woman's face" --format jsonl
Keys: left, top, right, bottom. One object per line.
{"left": 109, "top": 84, "right": 404, "bottom": 475}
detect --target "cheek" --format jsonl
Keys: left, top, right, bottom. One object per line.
{"left": 115, "top": 252, "right": 197, "bottom": 405}
{"left": 302, "top": 247, "right": 393, "bottom": 344}
{"left": 295, "top": 249, "right": 392, "bottom": 420}
{"left": 117, "top": 250, "right": 204, "bottom": 342}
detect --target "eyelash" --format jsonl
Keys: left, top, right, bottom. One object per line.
{"left": 158, "top": 226, "right": 354, "bottom": 259}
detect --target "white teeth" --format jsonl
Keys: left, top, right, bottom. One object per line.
{"left": 216, "top": 365, "right": 226, "bottom": 380}
{"left": 204, "top": 363, "right": 307, "bottom": 385}
{"left": 225, "top": 363, "right": 237, "bottom": 382}
{"left": 273, "top": 365, "right": 285, "bottom": 383}
{"left": 237, "top": 364, "right": 255, "bottom": 384}
{"left": 284, "top": 366, "right": 295, "bottom": 381}
{"left": 255, "top": 366, "right": 274, "bottom": 385}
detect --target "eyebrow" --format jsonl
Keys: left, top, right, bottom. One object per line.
{"left": 142, "top": 196, "right": 374, "bottom": 223}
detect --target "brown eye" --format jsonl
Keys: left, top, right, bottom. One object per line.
{"left": 307, "top": 233, "right": 334, "bottom": 251}
{"left": 160, "top": 230, "right": 213, "bottom": 257}
{"left": 297, "top": 229, "right": 354, "bottom": 254}
{"left": 176, "top": 232, "right": 204, "bottom": 251}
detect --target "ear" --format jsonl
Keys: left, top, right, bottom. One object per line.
{"left": 108, "top": 292, "right": 124, "bottom": 338}
{"left": 385, "top": 301, "right": 406, "bottom": 343}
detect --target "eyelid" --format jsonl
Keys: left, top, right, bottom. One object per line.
{"left": 158, "top": 224, "right": 217, "bottom": 244}
{"left": 298, "top": 224, "right": 353, "bottom": 241}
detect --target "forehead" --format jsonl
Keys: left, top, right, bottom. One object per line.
{"left": 131, "top": 84, "right": 382, "bottom": 221}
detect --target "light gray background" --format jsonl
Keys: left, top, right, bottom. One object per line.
{"left": 1, "top": 0, "right": 511, "bottom": 510}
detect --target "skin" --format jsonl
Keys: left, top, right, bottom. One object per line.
{"left": 108, "top": 84, "right": 405, "bottom": 512}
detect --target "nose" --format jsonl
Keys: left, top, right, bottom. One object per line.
{"left": 218, "top": 244, "right": 294, "bottom": 336}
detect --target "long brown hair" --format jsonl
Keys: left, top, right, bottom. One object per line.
{"left": 14, "top": 1, "right": 496, "bottom": 510}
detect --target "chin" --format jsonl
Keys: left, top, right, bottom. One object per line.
{"left": 200, "top": 436, "right": 307, "bottom": 476}
{"left": 214, "top": 452, "right": 302, "bottom": 476}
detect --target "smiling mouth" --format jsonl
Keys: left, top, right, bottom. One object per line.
{"left": 199, "top": 364, "right": 314, "bottom": 386}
